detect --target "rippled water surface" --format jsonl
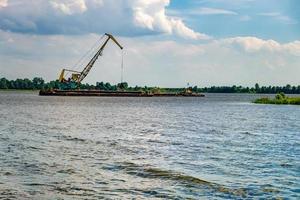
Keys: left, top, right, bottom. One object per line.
{"left": 0, "top": 91, "right": 299, "bottom": 199}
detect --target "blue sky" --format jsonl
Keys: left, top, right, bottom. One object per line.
{"left": 168, "top": 0, "right": 300, "bottom": 42}
{"left": 0, "top": 0, "right": 299, "bottom": 87}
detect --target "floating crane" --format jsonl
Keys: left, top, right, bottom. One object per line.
{"left": 39, "top": 33, "right": 205, "bottom": 97}
{"left": 58, "top": 33, "right": 123, "bottom": 89}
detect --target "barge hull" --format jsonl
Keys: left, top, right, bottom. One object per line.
{"left": 39, "top": 90, "right": 205, "bottom": 97}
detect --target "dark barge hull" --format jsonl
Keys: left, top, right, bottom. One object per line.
{"left": 39, "top": 90, "right": 205, "bottom": 97}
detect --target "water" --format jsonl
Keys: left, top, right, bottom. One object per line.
{"left": 0, "top": 91, "right": 299, "bottom": 199}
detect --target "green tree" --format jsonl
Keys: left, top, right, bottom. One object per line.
{"left": 255, "top": 83, "right": 260, "bottom": 93}
{"left": 104, "top": 82, "right": 112, "bottom": 90}
{"left": 96, "top": 82, "right": 105, "bottom": 90}
{"left": 276, "top": 93, "right": 284, "bottom": 99}
{"left": 0, "top": 78, "right": 9, "bottom": 89}
{"left": 32, "top": 77, "right": 45, "bottom": 89}
{"left": 117, "top": 82, "right": 128, "bottom": 90}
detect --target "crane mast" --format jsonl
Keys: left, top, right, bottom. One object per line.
{"left": 58, "top": 33, "right": 123, "bottom": 87}
{"left": 78, "top": 33, "right": 123, "bottom": 83}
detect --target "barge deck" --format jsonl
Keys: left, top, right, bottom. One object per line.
{"left": 39, "top": 90, "right": 205, "bottom": 97}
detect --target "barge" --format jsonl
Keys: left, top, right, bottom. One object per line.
{"left": 40, "top": 33, "right": 205, "bottom": 98}
{"left": 39, "top": 89, "right": 205, "bottom": 97}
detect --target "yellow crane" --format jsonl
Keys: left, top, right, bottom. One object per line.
{"left": 58, "top": 33, "right": 123, "bottom": 89}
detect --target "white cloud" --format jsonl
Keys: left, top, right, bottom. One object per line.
{"left": 259, "top": 12, "right": 297, "bottom": 25}
{"left": 283, "top": 41, "right": 300, "bottom": 56}
{"left": 0, "top": 0, "right": 8, "bottom": 8}
{"left": 191, "top": 0, "right": 255, "bottom": 7}
{"left": 190, "top": 7, "right": 237, "bottom": 15}
{"left": 220, "top": 37, "right": 300, "bottom": 56}
{"left": 239, "top": 15, "right": 251, "bottom": 21}
{"left": 129, "top": 0, "right": 210, "bottom": 40}
{"left": 170, "top": 19, "right": 210, "bottom": 40}
{"left": 50, "top": 0, "right": 88, "bottom": 15}
{"left": 221, "top": 37, "right": 281, "bottom": 52}
{"left": 1, "top": 31, "right": 299, "bottom": 87}
{"left": 0, "top": 0, "right": 209, "bottom": 40}
{"left": 132, "top": 0, "right": 171, "bottom": 32}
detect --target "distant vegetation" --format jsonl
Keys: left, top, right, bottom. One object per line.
{"left": 254, "top": 93, "right": 300, "bottom": 105}
{"left": 1, "top": 77, "right": 300, "bottom": 94}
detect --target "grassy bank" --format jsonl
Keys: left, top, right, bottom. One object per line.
{"left": 254, "top": 93, "right": 300, "bottom": 105}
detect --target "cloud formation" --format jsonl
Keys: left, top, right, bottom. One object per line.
{"left": 1, "top": 30, "right": 299, "bottom": 87}
{"left": 220, "top": 37, "right": 300, "bottom": 55}
{"left": 131, "top": 0, "right": 210, "bottom": 39}
{"left": 259, "top": 12, "right": 297, "bottom": 25}
{"left": 190, "top": 7, "right": 237, "bottom": 15}
{"left": 1, "top": 1, "right": 299, "bottom": 86}
{"left": 0, "top": 0, "right": 209, "bottom": 39}
{"left": 0, "top": 0, "right": 7, "bottom": 8}
{"left": 50, "top": 0, "right": 88, "bottom": 15}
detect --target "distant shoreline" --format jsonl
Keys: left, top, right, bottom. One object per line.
{"left": 1, "top": 77, "right": 300, "bottom": 94}
{"left": 2, "top": 89, "right": 300, "bottom": 96}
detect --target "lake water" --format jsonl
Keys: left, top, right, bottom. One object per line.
{"left": 0, "top": 91, "right": 299, "bottom": 199}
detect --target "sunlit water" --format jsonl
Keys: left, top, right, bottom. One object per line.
{"left": 0, "top": 91, "right": 299, "bottom": 199}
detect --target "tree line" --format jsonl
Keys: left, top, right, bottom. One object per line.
{"left": 193, "top": 83, "right": 300, "bottom": 94}
{"left": 1, "top": 77, "right": 300, "bottom": 94}
{"left": 0, "top": 77, "right": 128, "bottom": 91}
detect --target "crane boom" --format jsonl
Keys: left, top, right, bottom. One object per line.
{"left": 77, "top": 33, "right": 123, "bottom": 83}
{"left": 58, "top": 33, "right": 123, "bottom": 88}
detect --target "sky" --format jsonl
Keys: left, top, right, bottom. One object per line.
{"left": 0, "top": 0, "right": 299, "bottom": 87}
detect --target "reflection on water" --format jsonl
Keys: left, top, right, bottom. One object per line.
{"left": 0, "top": 92, "right": 299, "bottom": 199}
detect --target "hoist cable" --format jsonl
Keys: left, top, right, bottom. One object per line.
{"left": 65, "top": 34, "right": 106, "bottom": 77}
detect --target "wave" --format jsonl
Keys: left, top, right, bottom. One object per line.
{"left": 103, "top": 162, "right": 249, "bottom": 197}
